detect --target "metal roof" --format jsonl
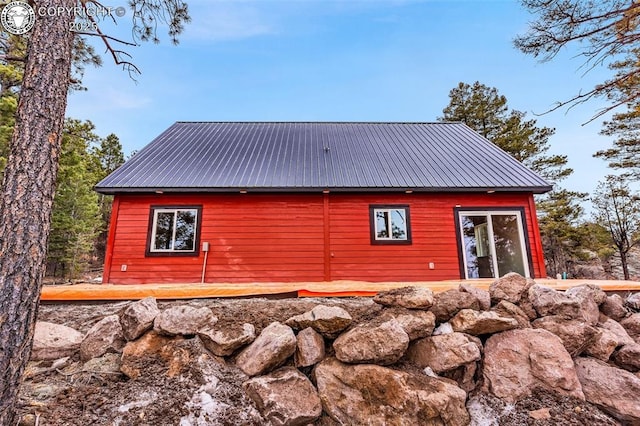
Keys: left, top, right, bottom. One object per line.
{"left": 94, "top": 122, "right": 553, "bottom": 194}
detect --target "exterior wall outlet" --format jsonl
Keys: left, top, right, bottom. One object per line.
{"left": 121, "top": 264, "right": 127, "bottom": 272}
{"left": 429, "top": 262, "right": 435, "bottom": 270}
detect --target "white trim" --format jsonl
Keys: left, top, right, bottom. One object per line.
{"left": 373, "top": 207, "right": 408, "bottom": 241}
{"left": 458, "top": 210, "right": 530, "bottom": 279}
{"left": 150, "top": 208, "right": 198, "bottom": 252}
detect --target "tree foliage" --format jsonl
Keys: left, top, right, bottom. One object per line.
{"left": 440, "top": 81, "right": 572, "bottom": 182}
{"left": 48, "top": 120, "right": 101, "bottom": 278}
{"left": 515, "top": 0, "right": 640, "bottom": 120}
{"left": 592, "top": 175, "right": 640, "bottom": 280}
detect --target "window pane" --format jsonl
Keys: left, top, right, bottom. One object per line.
{"left": 492, "top": 214, "right": 526, "bottom": 276}
{"left": 376, "top": 211, "right": 389, "bottom": 238}
{"left": 174, "top": 210, "right": 196, "bottom": 251}
{"left": 390, "top": 209, "right": 407, "bottom": 240}
{"left": 461, "top": 215, "right": 494, "bottom": 278}
{"left": 153, "top": 212, "right": 174, "bottom": 250}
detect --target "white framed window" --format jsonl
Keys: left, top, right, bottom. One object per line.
{"left": 456, "top": 209, "right": 531, "bottom": 279}
{"left": 370, "top": 205, "right": 411, "bottom": 244}
{"left": 147, "top": 206, "right": 201, "bottom": 255}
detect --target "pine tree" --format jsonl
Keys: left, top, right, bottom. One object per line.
{"left": 440, "top": 81, "right": 572, "bottom": 182}
{"left": 47, "top": 119, "right": 101, "bottom": 279}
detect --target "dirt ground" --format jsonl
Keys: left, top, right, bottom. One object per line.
{"left": 16, "top": 297, "right": 622, "bottom": 425}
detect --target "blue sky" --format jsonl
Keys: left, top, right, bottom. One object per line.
{"left": 66, "top": 0, "right": 620, "bottom": 200}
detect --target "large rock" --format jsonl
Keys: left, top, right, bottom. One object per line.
{"left": 532, "top": 316, "right": 598, "bottom": 357}
{"left": 294, "top": 327, "right": 325, "bottom": 368}
{"left": 620, "top": 313, "right": 640, "bottom": 342}
{"left": 575, "top": 357, "right": 640, "bottom": 425}
{"left": 31, "top": 321, "right": 83, "bottom": 361}
{"left": 489, "top": 272, "right": 531, "bottom": 304}
{"left": 80, "top": 314, "right": 126, "bottom": 361}
{"left": 482, "top": 328, "right": 584, "bottom": 402}
{"left": 333, "top": 318, "right": 409, "bottom": 365}
{"left": 431, "top": 289, "right": 480, "bottom": 322}
{"left": 243, "top": 367, "right": 322, "bottom": 426}
{"left": 315, "top": 357, "right": 470, "bottom": 426}
{"left": 373, "top": 286, "right": 434, "bottom": 309}
{"left": 601, "top": 294, "right": 628, "bottom": 322}
{"left": 198, "top": 323, "right": 255, "bottom": 357}
{"left": 626, "top": 292, "right": 640, "bottom": 311}
{"left": 491, "top": 300, "right": 531, "bottom": 329}
{"left": 235, "top": 322, "right": 296, "bottom": 377}
{"left": 119, "top": 296, "right": 160, "bottom": 341}
{"left": 405, "top": 332, "right": 481, "bottom": 373}
{"left": 599, "top": 317, "right": 636, "bottom": 346}
{"left": 450, "top": 309, "right": 518, "bottom": 335}
{"left": 459, "top": 284, "right": 491, "bottom": 311}
{"left": 565, "top": 284, "right": 606, "bottom": 325}
{"left": 285, "top": 305, "right": 352, "bottom": 338}
{"left": 153, "top": 305, "right": 216, "bottom": 336}
{"left": 527, "top": 285, "right": 582, "bottom": 320}
{"left": 120, "top": 331, "right": 189, "bottom": 379}
{"left": 612, "top": 343, "right": 640, "bottom": 372}
{"left": 381, "top": 308, "right": 436, "bottom": 340}
{"left": 584, "top": 329, "right": 618, "bottom": 361}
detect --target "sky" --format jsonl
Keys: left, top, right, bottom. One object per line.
{"left": 66, "top": 0, "right": 623, "bottom": 202}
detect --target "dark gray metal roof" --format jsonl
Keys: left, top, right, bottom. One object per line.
{"left": 95, "top": 122, "right": 553, "bottom": 194}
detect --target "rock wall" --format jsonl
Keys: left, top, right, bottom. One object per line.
{"left": 31, "top": 273, "right": 640, "bottom": 425}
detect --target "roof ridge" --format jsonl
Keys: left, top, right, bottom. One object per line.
{"left": 173, "top": 121, "right": 464, "bottom": 125}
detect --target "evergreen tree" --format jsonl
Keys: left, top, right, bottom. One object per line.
{"left": 440, "top": 81, "right": 572, "bottom": 182}
{"left": 48, "top": 120, "right": 101, "bottom": 279}
{"left": 89, "top": 133, "right": 125, "bottom": 259}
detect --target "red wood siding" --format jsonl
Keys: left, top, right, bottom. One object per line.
{"left": 105, "top": 192, "right": 545, "bottom": 284}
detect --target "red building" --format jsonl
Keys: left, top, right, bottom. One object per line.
{"left": 95, "top": 122, "right": 552, "bottom": 284}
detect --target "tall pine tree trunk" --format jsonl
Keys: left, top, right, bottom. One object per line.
{"left": 0, "top": 1, "right": 74, "bottom": 423}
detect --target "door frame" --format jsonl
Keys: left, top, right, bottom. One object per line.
{"left": 453, "top": 206, "right": 534, "bottom": 279}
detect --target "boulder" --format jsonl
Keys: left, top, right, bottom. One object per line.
{"left": 315, "top": 357, "right": 470, "bottom": 426}
{"left": 381, "top": 308, "right": 436, "bottom": 340}
{"left": 243, "top": 367, "right": 322, "bottom": 426}
{"left": 120, "top": 331, "right": 189, "bottom": 379}
{"left": 532, "top": 316, "right": 598, "bottom": 357}
{"left": 599, "top": 317, "right": 636, "bottom": 346}
{"left": 431, "top": 289, "right": 480, "bottom": 322}
{"left": 153, "top": 305, "right": 216, "bottom": 336}
{"left": 432, "top": 322, "right": 454, "bottom": 335}
{"left": 584, "top": 329, "right": 618, "bottom": 361}
{"left": 333, "top": 318, "right": 409, "bottom": 365}
{"left": 294, "top": 327, "right": 325, "bottom": 368}
{"left": 527, "top": 285, "right": 582, "bottom": 320}
{"left": 489, "top": 272, "right": 531, "bottom": 304}
{"left": 612, "top": 343, "right": 640, "bottom": 372}
{"left": 405, "top": 332, "right": 481, "bottom": 373}
{"left": 601, "top": 294, "right": 628, "bottom": 322}
{"left": 235, "top": 322, "right": 296, "bottom": 377}
{"left": 373, "top": 286, "right": 434, "bottom": 309}
{"left": 626, "top": 292, "right": 640, "bottom": 311}
{"left": 120, "top": 296, "right": 160, "bottom": 341}
{"left": 459, "top": 284, "right": 491, "bottom": 311}
{"left": 31, "top": 321, "right": 83, "bottom": 361}
{"left": 285, "top": 305, "right": 352, "bottom": 338}
{"left": 620, "top": 313, "right": 640, "bottom": 342}
{"left": 491, "top": 300, "right": 531, "bottom": 329}
{"left": 198, "top": 323, "right": 255, "bottom": 357}
{"left": 450, "top": 309, "right": 518, "bottom": 335}
{"left": 80, "top": 314, "right": 126, "bottom": 361}
{"left": 565, "top": 284, "right": 606, "bottom": 325}
{"left": 482, "top": 328, "right": 584, "bottom": 402}
{"left": 575, "top": 357, "right": 640, "bottom": 425}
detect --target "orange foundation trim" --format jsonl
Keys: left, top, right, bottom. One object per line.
{"left": 40, "top": 278, "right": 640, "bottom": 301}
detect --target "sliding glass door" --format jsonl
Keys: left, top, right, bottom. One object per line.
{"left": 458, "top": 210, "right": 530, "bottom": 279}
